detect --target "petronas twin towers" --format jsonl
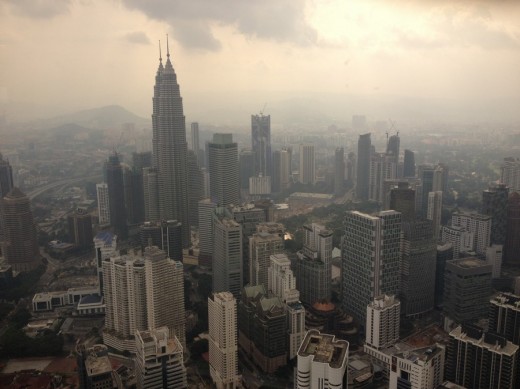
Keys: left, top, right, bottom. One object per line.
{"left": 150, "top": 42, "right": 190, "bottom": 247}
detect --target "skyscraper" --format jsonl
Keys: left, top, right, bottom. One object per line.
{"left": 389, "top": 182, "right": 415, "bottom": 222}
{"left": 198, "top": 199, "right": 217, "bottom": 265}
{"left": 208, "top": 292, "right": 241, "bottom": 389}
{"left": 434, "top": 242, "right": 453, "bottom": 307}
{"left": 489, "top": 292, "right": 520, "bottom": 346}
{"left": 139, "top": 220, "right": 183, "bottom": 262}
{"left": 356, "top": 133, "right": 371, "bottom": 200}
{"left": 251, "top": 114, "right": 272, "bottom": 177}
{"left": 386, "top": 134, "right": 400, "bottom": 161}
{"left": 504, "top": 192, "right": 520, "bottom": 265}
{"left": 451, "top": 212, "right": 491, "bottom": 256}
{"left": 481, "top": 183, "right": 509, "bottom": 245}
{"left": 1, "top": 188, "right": 40, "bottom": 272}
{"left": 190, "top": 122, "right": 200, "bottom": 152}
{"left": 96, "top": 184, "right": 110, "bottom": 226}
{"left": 272, "top": 147, "right": 292, "bottom": 193}
{"left": 299, "top": 144, "right": 315, "bottom": 185}
{"left": 368, "top": 152, "right": 397, "bottom": 203}
{"left": 419, "top": 165, "right": 435, "bottom": 218}
{"left": 500, "top": 157, "right": 520, "bottom": 191}
{"left": 142, "top": 167, "right": 160, "bottom": 222}
{"left": 334, "top": 147, "right": 345, "bottom": 196}
{"left": 365, "top": 295, "right": 400, "bottom": 350}
{"left": 68, "top": 208, "right": 93, "bottom": 250}
{"left": 208, "top": 133, "right": 239, "bottom": 206}
{"left": 249, "top": 231, "right": 284, "bottom": 288}
{"left": 403, "top": 149, "right": 415, "bottom": 178}
{"left": 187, "top": 149, "right": 203, "bottom": 227}
{"left": 151, "top": 45, "right": 190, "bottom": 247}
{"left": 0, "top": 153, "right": 13, "bottom": 198}
{"left": 427, "top": 191, "right": 443, "bottom": 239}
{"left": 342, "top": 210, "right": 402, "bottom": 324}
{"left": 239, "top": 149, "right": 255, "bottom": 190}
{"left": 105, "top": 153, "right": 127, "bottom": 238}
{"left": 131, "top": 151, "right": 152, "bottom": 224}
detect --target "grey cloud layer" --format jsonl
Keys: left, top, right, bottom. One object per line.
{"left": 122, "top": 0, "right": 317, "bottom": 50}
{"left": 7, "top": 0, "right": 71, "bottom": 19}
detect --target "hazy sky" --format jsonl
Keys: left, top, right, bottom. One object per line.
{"left": 1, "top": 0, "right": 520, "bottom": 123}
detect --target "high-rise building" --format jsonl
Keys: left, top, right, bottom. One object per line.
{"left": 77, "top": 344, "right": 115, "bottom": 389}
{"left": 239, "top": 149, "right": 255, "bottom": 190}
{"left": 139, "top": 220, "right": 183, "bottom": 262}
{"left": 403, "top": 149, "right": 415, "bottom": 178}
{"left": 356, "top": 133, "right": 371, "bottom": 200}
{"left": 272, "top": 147, "right": 292, "bottom": 193}
{"left": 388, "top": 182, "right": 416, "bottom": 222}
{"left": 190, "top": 122, "right": 200, "bottom": 152}
{"left": 0, "top": 153, "right": 14, "bottom": 198}
{"left": 388, "top": 346, "right": 445, "bottom": 389}
{"left": 433, "top": 164, "right": 449, "bottom": 194}
{"left": 434, "top": 242, "right": 453, "bottom": 308}
{"left": 187, "top": 149, "right": 203, "bottom": 227}
{"left": 135, "top": 327, "right": 187, "bottom": 389}
{"left": 68, "top": 208, "right": 93, "bottom": 250}
{"left": 342, "top": 211, "right": 402, "bottom": 324}
{"left": 249, "top": 232, "right": 284, "bottom": 288}
{"left": 482, "top": 184, "right": 509, "bottom": 245}
{"left": 445, "top": 324, "right": 518, "bottom": 389}
{"left": 386, "top": 134, "right": 400, "bottom": 162}
{"left": 504, "top": 192, "right": 520, "bottom": 265}
{"left": 400, "top": 220, "right": 436, "bottom": 317}
{"left": 96, "top": 183, "right": 110, "bottom": 226}
{"left": 296, "top": 223, "right": 333, "bottom": 306}
{"left": 489, "top": 292, "right": 520, "bottom": 346}
{"left": 441, "top": 225, "right": 473, "bottom": 259}
{"left": 93, "top": 231, "right": 117, "bottom": 296}
{"left": 131, "top": 151, "right": 152, "bottom": 224}
{"left": 365, "top": 295, "right": 400, "bottom": 350}
{"left": 299, "top": 144, "right": 315, "bottom": 185}
{"left": 105, "top": 153, "right": 127, "bottom": 238}
{"left": 486, "top": 244, "right": 503, "bottom": 278}
{"left": 500, "top": 157, "right": 520, "bottom": 191}
{"left": 208, "top": 134, "right": 239, "bottom": 206}
{"left": 251, "top": 114, "right": 272, "bottom": 177}
{"left": 443, "top": 257, "right": 492, "bottom": 328}
{"left": 208, "top": 292, "right": 241, "bottom": 389}
{"left": 268, "top": 253, "right": 306, "bottom": 359}
{"left": 238, "top": 285, "right": 287, "bottom": 374}
{"left": 451, "top": 213, "right": 491, "bottom": 256}
{"left": 346, "top": 151, "right": 356, "bottom": 183}
{"left": 197, "top": 199, "right": 216, "bottom": 264}
{"left": 427, "top": 191, "right": 443, "bottom": 239}
{"left": 369, "top": 152, "right": 397, "bottom": 203}
{"left": 296, "top": 330, "right": 349, "bottom": 389}
{"left": 419, "top": 165, "right": 435, "bottom": 218}
{"left": 1, "top": 188, "right": 40, "bottom": 272}
{"left": 213, "top": 208, "right": 242, "bottom": 298}
{"left": 151, "top": 47, "right": 190, "bottom": 247}
{"left": 142, "top": 167, "right": 160, "bottom": 222}
{"left": 334, "top": 147, "right": 345, "bottom": 196}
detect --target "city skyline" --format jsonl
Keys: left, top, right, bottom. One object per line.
{"left": 1, "top": 1, "right": 520, "bottom": 124}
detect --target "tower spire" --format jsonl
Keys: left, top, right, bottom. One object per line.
{"left": 159, "top": 40, "right": 162, "bottom": 63}
{"left": 166, "top": 34, "right": 170, "bottom": 58}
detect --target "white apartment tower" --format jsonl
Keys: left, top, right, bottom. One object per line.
{"left": 135, "top": 327, "right": 187, "bottom": 389}
{"left": 268, "top": 253, "right": 306, "bottom": 359}
{"left": 299, "top": 144, "right": 315, "bottom": 185}
{"left": 297, "top": 330, "right": 349, "bottom": 389}
{"left": 208, "top": 292, "right": 241, "bottom": 389}
{"left": 249, "top": 232, "right": 284, "bottom": 288}
{"left": 451, "top": 213, "right": 491, "bottom": 256}
{"left": 96, "top": 183, "right": 110, "bottom": 225}
{"left": 389, "top": 346, "right": 445, "bottom": 389}
{"left": 366, "top": 295, "right": 400, "bottom": 349}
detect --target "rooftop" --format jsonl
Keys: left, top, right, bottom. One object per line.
{"left": 450, "top": 325, "right": 518, "bottom": 356}
{"left": 298, "top": 329, "right": 349, "bottom": 369}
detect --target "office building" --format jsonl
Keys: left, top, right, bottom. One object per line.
{"left": 208, "top": 292, "right": 241, "bottom": 389}
{"left": 238, "top": 285, "right": 287, "bottom": 374}
{"left": 388, "top": 182, "right": 415, "bottom": 222}
{"left": 249, "top": 231, "right": 283, "bottom": 288}
{"left": 299, "top": 144, "right": 315, "bottom": 185}
{"left": 131, "top": 151, "right": 152, "bottom": 224}
{"left": 369, "top": 152, "right": 397, "bottom": 203}
{"left": 139, "top": 220, "right": 183, "bottom": 262}
{"left": 435, "top": 242, "right": 453, "bottom": 307}
{"left": 482, "top": 183, "right": 509, "bottom": 245}
{"left": 1, "top": 188, "right": 40, "bottom": 272}
{"left": 68, "top": 208, "right": 93, "bottom": 250}
{"left": 96, "top": 183, "right": 110, "bottom": 225}
{"left": 386, "top": 134, "right": 400, "bottom": 162}
{"left": 441, "top": 225, "right": 472, "bottom": 260}
{"left": 143, "top": 167, "right": 160, "bottom": 222}
{"left": 388, "top": 346, "right": 445, "bottom": 389}
{"left": 268, "top": 253, "right": 306, "bottom": 359}
{"left": 0, "top": 152, "right": 14, "bottom": 198}
{"left": 342, "top": 211, "right": 402, "bottom": 325}
{"left": 334, "top": 147, "right": 345, "bottom": 196}
{"left": 296, "top": 223, "right": 333, "bottom": 306}
{"left": 239, "top": 149, "right": 255, "bottom": 190}
{"left": 400, "top": 220, "right": 436, "bottom": 317}
{"left": 249, "top": 175, "right": 271, "bottom": 196}
{"left": 443, "top": 258, "right": 492, "bottom": 328}
{"left": 433, "top": 164, "right": 449, "bottom": 194}
{"left": 403, "top": 149, "right": 415, "bottom": 178}
{"left": 346, "top": 151, "right": 356, "bottom": 183}
{"left": 94, "top": 231, "right": 117, "bottom": 296}
{"left": 445, "top": 324, "right": 518, "bottom": 389}
{"left": 365, "top": 295, "right": 400, "bottom": 350}
{"left": 105, "top": 153, "right": 127, "bottom": 238}
{"left": 135, "top": 327, "right": 187, "bottom": 389}
{"left": 187, "top": 149, "right": 204, "bottom": 227}
{"left": 486, "top": 244, "right": 503, "bottom": 278}
{"left": 190, "top": 122, "right": 200, "bottom": 152}
{"left": 356, "top": 133, "right": 371, "bottom": 200}
{"left": 151, "top": 48, "right": 190, "bottom": 247}
{"left": 209, "top": 134, "right": 239, "bottom": 206}
{"left": 296, "top": 330, "right": 349, "bottom": 389}
{"left": 77, "top": 344, "right": 115, "bottom": 389}
{"left": 451, "top": 213, "right": 491, "bottom": 256}
{"left": 198, "top": 199, "right": 216, "bottom": 263}
{"left": 489, "top": 292, "right": 520, "bottom": 347}
{"left": 500, "top": 157, "right": 520, "bottom": 191}
{"left": 504, "top": 192, "right": 520, "bottom": 265}
{"left": 419, "top": 165, "right": 435, "bottom": 218}
{"left": 272, "top": 147, "right": 292, "bottom": 192}
{"left": 251, "top": 114, "right": 272, "bottom": 177}
{"left": 213, "top": 208, "right": 242, "bottom": 298}
{"left": 427, "top": 191, "right": 443, "bottom": 239}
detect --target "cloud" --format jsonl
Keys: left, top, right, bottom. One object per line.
{"left": 123, "top": 31, "right": 151, "bottom": 45}
{"left": 122, "top": 0, "right": 317, "bottom": 50}
{"left": 6, "top": 0, "right": 71, "bottom": 19}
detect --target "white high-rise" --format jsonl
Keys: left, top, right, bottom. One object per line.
{"left": 249, "top": 232, "right": 284, "bottom": 288}
{"left": 451, "top": 213, "right": 491, "bottom": 256}
{"left": 299, "top": 144, "right": 315, "bottom": 185}
{"left": 135, "top": 327, "right": 187, "bottom": 389}
{"left": 96, "top": 183, "right": 110, "bottom": 225}
{"left": 208, "top": 292, "right": 241, "bottom": 389}
{"left": 365, "top": 295, "right": 400, "bottom": 350}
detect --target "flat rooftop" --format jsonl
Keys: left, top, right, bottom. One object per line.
{"left": 298, "top": 330, "right": 348, "bottom": 369}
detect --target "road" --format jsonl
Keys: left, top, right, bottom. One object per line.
{"left": 27, "top": 174, "right": 102, "bottom": 200}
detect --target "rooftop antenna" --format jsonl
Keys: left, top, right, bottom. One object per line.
{"left": 166, "top": 34, "right": 170, "bottom": 58}
{"left": 260, "top": 102, "right": 267, "bottom": 116}
{"left": 159, "top": 40, "right": 162, "bottom": 62}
